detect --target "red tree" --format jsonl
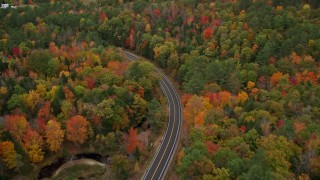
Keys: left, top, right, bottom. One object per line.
{"left": 153, "top": 8, "right": 161, "bottom": 18}
{"left": 91, "top": 115, "right": 102, "bottom": 130}
{"left": 239, "top": 125, "right": 246, "bottom": 132}
{"left": 37, "top": 102, "right": 51, "bottom": 120}
{"left": 181, "top": 93, "right": 193, "bottom": 105}
{"left": 243, "top": 22, "right": 249, "bottom": 31}
{"left": 66, "top": 115, "right": 89, "bottom": 144}
{"left": 203, "top": 27, "right": 214, "bottom": 40}
{"left": 12, "top": 47, "right": 21, "bottom": 57}
{"left": 212, "top": 19, "right": 221, "bottom": 26}
{"left": 100, "top": 12, "right": 107, "bottom": 21}
{"left": 87, "top": 77, "right": 95, "bottom": 90}
{"left": 126, "top": 127, "right": 142, "bottom": 154}
{"left": 200, "top": 15, "right": 209, "bottom": 25}
{"left": 277, "top": 119, "right": 284, "bottom": 127}
{"left": 36, "top": 117, "right": 46, "bottom": 133}
{"left": 205, "top": 141, "right": 219, "bottom": 156}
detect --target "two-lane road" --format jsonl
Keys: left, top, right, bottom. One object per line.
{"left": 124, "top": 51, "right": 182, "bottom": 180}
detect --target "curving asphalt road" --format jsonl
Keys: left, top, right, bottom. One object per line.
{"left": 123, "top": 50, "right": 182, "bottom": 180}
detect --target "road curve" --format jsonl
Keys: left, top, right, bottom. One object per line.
{"left": 123, "top": 50, "right": 182, "bottom": 180}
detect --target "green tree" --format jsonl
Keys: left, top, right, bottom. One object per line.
{"left": 132, "top": 0, "right": 147, "bottom": 13}
{"left": 239, "top": 0, "right": 251, "bottom": 10}
{"left": 177, "top": 141, "right": 210, "bottom": 179}
{"left": 131, "top": 94, "right": 147, "bottom": 125}
{"left": 147, "top": 99, "right": 164, "bottom": 133}
{"left": 26, "top": 49, "right": 53, "bottom": 76}
{"left": 110, "top": 155, "right": 130, "bottom": 180}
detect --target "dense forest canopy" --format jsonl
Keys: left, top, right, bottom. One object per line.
{"left": 0, "top": 0, "right": 320, "bottom": 179}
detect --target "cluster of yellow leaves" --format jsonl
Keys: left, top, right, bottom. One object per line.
{"left": 26, "top": 90, "right": 41, "bottom": 110}
{"left": 50, "top": 86, "right": 58, "bottom": 100}
{"left": 145, "top": 23, "right": 151, "bottom": 32}
{"left": 0, "top": 87, "right": 8, "bottom": 95}
{"left": 247, "top": 81, "right": 255, "bottom": 89}
{"left": 184, "top": 95, "right": 212, "bottom": 127}
{"left": 0, "top": 141, "right": 18, "bottom": 169}
{"left": 258, "top": 135, "right": 302, "bottom": 173}
{"left": 244, "top": 115, "right": 255, "bottom": 122}
{"left": 36, "top": 84, "right": 47, "bottom": 97}
{"left": 237, "top": 91, "right": 248, "bottom": 103}
{"left": 27, "top": 143, "right": 44, "bottom": 163}
{"left": 45, "top": 120, "right": 64, "bottom": 152}
{"left": 59, "top": 71, "right": 70, "bottom": 78}
{"left": 23, "top": 130, "right": 44, "bottom": 163}
{"left": 276, "top": 6, "right": 284, "bottom": 11}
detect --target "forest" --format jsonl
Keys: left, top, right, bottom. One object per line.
{"left": 1, "top": 0, "right": 320, "bottom": 179}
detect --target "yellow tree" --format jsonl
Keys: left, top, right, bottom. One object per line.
{"left": 131, "top": 94, "right": 147, "bottom": 125}
{"left": 184, "top": 95, "right": 212, "bottom": 125}
{"left": 26, "top": 90, "right": 41, "bottom": 111}
{"left": 258, "top": 135, "right": 302, "bottom": 175}
{"left": 45, "top": 120, "right": 64, "bottom": 152}
{"left": 23, "top": 129, "right": 44, "bottom": 163}
{"left": 0, "top": 141, "right": 19, "bottom": 169}
{"left": 237, "top": 91, "right": 249, "bottom": 103}
{"left": 247, "top": 81, "right": 255, "bottom": 89}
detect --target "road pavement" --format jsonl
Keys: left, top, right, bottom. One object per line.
{"left": 124, "top": 51, "right": 182, "bottom": 180}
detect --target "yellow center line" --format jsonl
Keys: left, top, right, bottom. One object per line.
{"left": 150, "top": 77, "right": 176, "bottom": 180}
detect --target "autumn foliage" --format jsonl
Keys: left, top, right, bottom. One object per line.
{"left": 194, "top": 111, "right": 205, "bottom": 127}
{"left": 100, "top": 12, "right": 107, "bottom": 21}
{"left": 270, "top": 72, "right": 283, "bottom": 87}
{"left": 205, "top": 141, "right": 219, "bottom": 156}
{"left": 126, "top": 127, "right": 142, "bottom": 154}
{"left": 203, "top": 27, "right": 214, "bottom": 40}
{"left": 5, "top": 115, "right": 28, "bottom": 142}
{"left": 37, "top": 102, "right": 51, "bottom": 120}
{"left": 0, "top": 141, "right": 18, "bottom": 169}
{"left": 23, "top": 129, "right": 44, "bottom": 163}
{"left": 66, "top": 115, "right": 89, "bottom": 144}
{"left": 45, "top": 120, "right": 64, "bottom": 152}
{"left": 1, "top": 0, "right": 320, "bottom": 178}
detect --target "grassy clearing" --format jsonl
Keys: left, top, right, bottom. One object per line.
{"left": 52, "top": 163, "right": 105, "bottom": 180}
